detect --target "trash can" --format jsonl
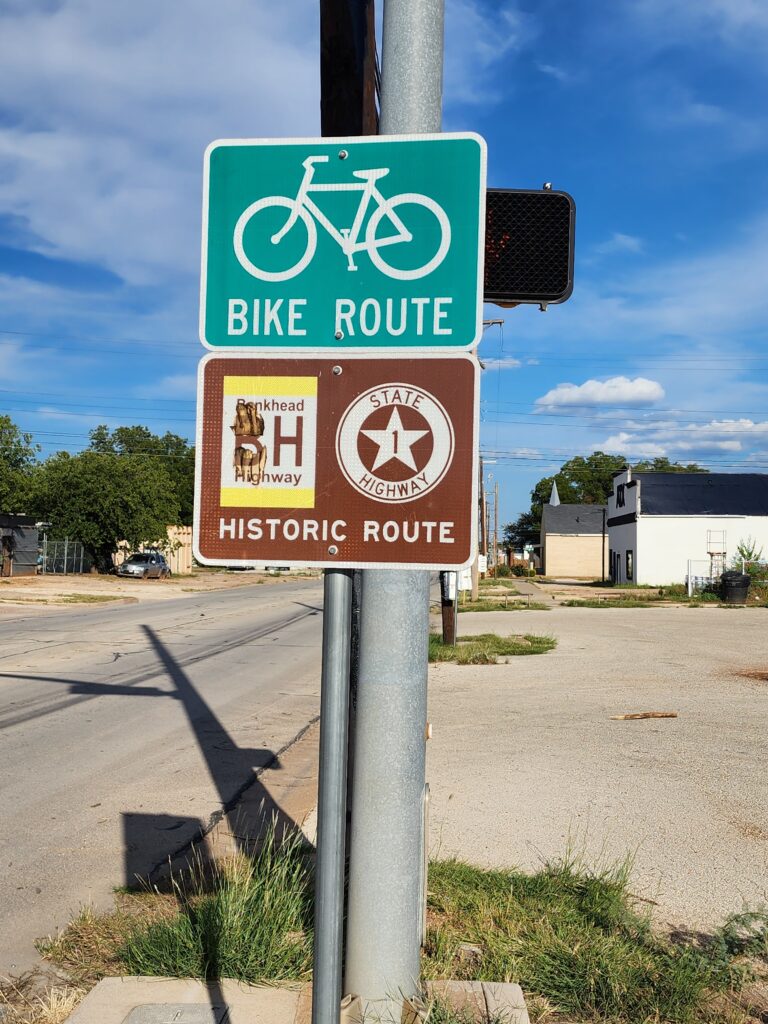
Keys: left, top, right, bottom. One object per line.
{"left": 721, "top": 571, "right": 751, "bottom": 604}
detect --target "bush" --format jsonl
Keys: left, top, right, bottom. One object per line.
{"left": 494, "top": 563, "right": 512, "bottom": 577}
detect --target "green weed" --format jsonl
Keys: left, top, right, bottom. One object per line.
{"left": 423, "top": 858, "right": 756, "bottom": 1023}
{"left": 562, "top": 599, "right": 655, "bottom": 608}
{"left": 119, "top": 832, "right": 313, "bottom": 983}
{"left": 457, "top": 599, "right": 550, "bottom": 612}
{"left": 429, "top": 633, "right": 556, "bottom": 664}
{"left": 479, "top": 579, "right": 520, "bottom": 591}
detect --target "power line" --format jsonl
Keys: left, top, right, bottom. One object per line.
{"left": 480, "top": 415, "right": 768, "bottom": 435}
{"left": 3, "top": 325, "right": 768, "bottom": 368}
{"left": 0, "top": 387, "right": 195, "bottom": 406}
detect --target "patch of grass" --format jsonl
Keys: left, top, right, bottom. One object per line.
{"left": 479, "top": 578, "right": 520, "bottom": 591}
{"left": 590, "top": 581, "right": 658, "bottom": 590}
{"left": 423, "top": 858, "right": 757, "bottom": 1023}
{"left": 425, "top": 997, "right": 508, "bottom": 1024}
{"left": 39, "top": 836, "right": 766, "bottom": 1024}
{"left": 0, "top": 976, "right": 84, "bottom": 1024}
{"left": 429, "top": 633, "right": 556, "bottom": 664}
{"left": 562, "top": 599, "right": 655, "bottom": 608}
{"left": 0, "top": 593, "right": 124, "bottom": 606}
{"left": 38, "top": 895, "right": 179, "bottom": 985}
{"left": 41, "top": 830, "right": 313, "bottom": 986}
{"left": 120, "top": 846, "right": 312, "bottom": 982}
{"left": 457, "top": 599, "right": 550, "bottom": 612}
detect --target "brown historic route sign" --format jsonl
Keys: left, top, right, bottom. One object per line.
{"left": 194, "top": 353, "right": 478, "bottom": 569}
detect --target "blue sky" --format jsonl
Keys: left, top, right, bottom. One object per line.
{"left": 1, "top": 0, "right": 767, "bottom": 525}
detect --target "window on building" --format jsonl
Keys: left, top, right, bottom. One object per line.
{"left": 626, "top": 550, "right": 634, "bottom": 581}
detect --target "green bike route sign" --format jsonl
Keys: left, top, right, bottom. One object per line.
{"left": 200, "top": 133, "right": 486, "bottom": 350}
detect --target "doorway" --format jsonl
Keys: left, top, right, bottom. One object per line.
{"left": 1, "top": 536, "right": 12, "bottom": 577}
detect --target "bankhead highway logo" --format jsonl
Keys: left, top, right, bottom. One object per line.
{"left": 220, "top": 375, "right": 318, "bottom": 509}
{"left": 336, "top": 383, "right": 454, "bottom": 504}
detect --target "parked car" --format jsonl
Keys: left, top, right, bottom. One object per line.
{"left": 117, "top": 552, "right": 171, "bottom": 579}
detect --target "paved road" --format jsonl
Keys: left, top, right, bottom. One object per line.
{"left": 427, "top": 604, "right": 768, "bottom": 929}
{"left": 0, "top": 579, "right": 323, "bottom": 974}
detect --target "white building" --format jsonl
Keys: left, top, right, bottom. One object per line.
{"left": 607, "top": 469, "right": 768, "bottom": 585}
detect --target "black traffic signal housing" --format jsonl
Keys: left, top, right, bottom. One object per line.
{"left": 484, "top": 187, "right": 575, "bottom": 307}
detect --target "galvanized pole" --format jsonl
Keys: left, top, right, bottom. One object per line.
{"left": 344, "top": 569, "right": 431, "bottom": 1017}
{"left": 494, "top": 481, "right": 499, "bottom": 570}
{"left": 344, "top": 0, "right": 444, "bottom": 1017}
{"left": 312, "top": 568, "right": 353, "bottom": 1024}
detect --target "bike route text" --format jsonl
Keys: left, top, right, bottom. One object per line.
{"left": 226, "top": 296, "right": 455, "bottom": 338}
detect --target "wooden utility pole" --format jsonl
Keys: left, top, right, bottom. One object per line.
{"left": 471, "top": 455, "right": 483, "bottom": 599}
{"left": 480, "top": 458, "right": 487, "bottom": 566}
{"left": 320, "top": 0, "right": 378, "bottom": 136}
{"left": 493, "top": 480, "right": 499, "bottom": 570}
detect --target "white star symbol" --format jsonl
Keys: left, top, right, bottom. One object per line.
{"left": 361, "top": 407, "right": 429, "bottom": 472}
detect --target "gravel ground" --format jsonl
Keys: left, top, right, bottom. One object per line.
{"left": 426, "top": 604, "right": 768, "bottom": 930}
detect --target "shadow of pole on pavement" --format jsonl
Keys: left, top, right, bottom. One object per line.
{"left": 138, "top": 624, "right": 308, "bottom": 863}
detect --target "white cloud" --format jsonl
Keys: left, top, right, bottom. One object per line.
{"left": 601, "top": 417, "right": 768, "bottom": 460}
{"left": 536, "top": 62, "right": 571, "bottom": 84}
{"left": 482, "top": 357, "right": 522, "bottom": 370}
{"left": 594, "top": 232, "right": 644, "bottom": 255}
{"left": 632, "top": 0, "right": 768, "bottom": 48}
{"left": 536, "top": 376, "right": 665, "bottom": 409}
{"left": 640, "top": 84, "right": 765, "bottom": 152}
{"left": 445, "top": 0, "right": 535, "bottom": 105}
{"left": 35, "top": 406, "right": 121, "bottom": 428}
{"left": 0, "top": 338, "right": 46, "bottom": 386}
{"left": 136, "top": 374, "right": 197, "bottom": 400}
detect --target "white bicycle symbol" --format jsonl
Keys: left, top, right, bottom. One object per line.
{"left": 233, "top": 155, "right": 451, "bottom": 283}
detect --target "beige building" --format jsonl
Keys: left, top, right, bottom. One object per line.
{"left": 540, "top": 502, "right": 608, "bottom": 579}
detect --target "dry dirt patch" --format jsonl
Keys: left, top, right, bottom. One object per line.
{"left": 0, "top": 570, "right": 317, "bottom": 609}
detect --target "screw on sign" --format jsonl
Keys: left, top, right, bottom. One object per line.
{"left": 193, "top": 354, "right": 479, "bottom": 570}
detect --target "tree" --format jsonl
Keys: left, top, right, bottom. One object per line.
{"left": 631, "top": 456, "right": 708, "bottom": 473}
{"left": 89, "top": 425, "right": 195, "bottom": 524}
{"left": 0, "top": 415, "right": 39, "bottom": 513}
{"left": 530, "top": 452, "right": 628, "bottom": 512}
{"left": 35, "top": 450, "right": 180, "bottom": 572}
{"left": 502, "top": 510, "right": 540, "bottom": 552}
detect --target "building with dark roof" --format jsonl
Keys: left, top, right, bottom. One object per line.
{"left": 540, "top": 501, "right": 607, "bottom": 578}
{"left": 607, "top": 469, "right": 768, "bottom": 585}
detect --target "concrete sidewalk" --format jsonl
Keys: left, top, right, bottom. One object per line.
{"left": 426, "top": 604, "right": 768, "bottom": 929}
{"left": 65, "top": 977, "right": 529, "bottom": 1024}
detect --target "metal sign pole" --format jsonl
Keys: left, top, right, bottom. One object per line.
{"left": 344, "top": 0, "right": 445, "bottom": 1017}
{"left": 312, "top": 568, "right": 353, "bottom": 1024}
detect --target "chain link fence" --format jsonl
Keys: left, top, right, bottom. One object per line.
{"left": 42, "top": 537, "right": 94, "bottom": 574}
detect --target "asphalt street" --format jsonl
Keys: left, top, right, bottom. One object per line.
{"left": 0, "top": 578, "right": 324, "bottom": 974}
